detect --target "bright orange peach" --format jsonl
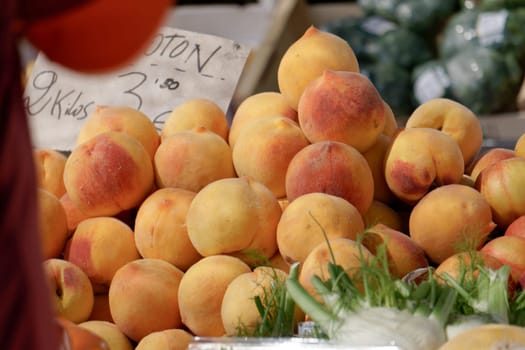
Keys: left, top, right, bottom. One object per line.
{"left": 276, "top": 192, "right": 364, "bottom": 265}
{"left": 285, "top": 141, "right": 374, "bottom": 215}
{"left": 435, "top": 251, "right": 505, "bottom": 283}
{"left": 232, "top": 115, "right": 309, "bottom": 198}
{"left": 64, "top": 216, "right": 140, "bottom": 293}
{"left": 278, "top": 26, "right": 359, "bottom": 111}
{"left": 134, "top": 188, "right": 201, "bottom": 271}
{"left": 298, "top": 70, "right": 385, "bottom": 153}
{"left": 64, "top": 131, "right": 154, "bottom": 217}
{"left": 77, "top": 105, "right": 160, "bottom": 160}
{"left": 34, "top": 148, "right": 67, "bottom": 198}
{"left": 409, "top": 184, "right": 496, "bottom": 264}
{"left": 154, "top": 126, "right": 235, "bottom": 192}
{"left": 229, "top": 91, "right": 298, "bottom": 149}
{"left": 108, "top": 258, "right": 184, "bottom": 342}
{"left": 162, "top": 98, "right": 229, "bottom": 141}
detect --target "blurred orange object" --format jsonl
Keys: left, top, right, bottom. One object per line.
{"left": 25, "top": 0, "right": 173, "bottom": 73}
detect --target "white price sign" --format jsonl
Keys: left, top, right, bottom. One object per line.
{"left": 24, "top": 26, "right": 250, "bottom": 151}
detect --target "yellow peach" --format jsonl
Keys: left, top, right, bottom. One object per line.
{"left": 134, "top": 187, "right": 201, "bottom": 271}
{"left": 78, "top": 320, "right": 133, "bottom": 350}
{"left": 177, "top": 255, "right": 251, "bottom": 336}
{"left": 232, "top": 115, "right": 309, "bottom": 198}
{"left": 277, "top": 26, "right": 359, "bottom": 111}
{"left": 276, "top": 192, "right": 365, "bottom": 265}
{"left": 162, "top": 98, "right": 229, "bottom": 141}
{"left": 38, "top": 188, "right": 69, "bottom": 259}
{"left": 135, "top": 329, "right": 194, "bottom": 350}
{"left": 153, "top": 126, "right": 235, "bottom": 192}
{"left": 405, "top": 98, "right": 483, "bottom": 167}
{"left": 229, "top": 91, "right": 298, "bottom": 149}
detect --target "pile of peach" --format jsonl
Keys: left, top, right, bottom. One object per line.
{"left": 34, "top": 26, "right": 525, "bottom": 349}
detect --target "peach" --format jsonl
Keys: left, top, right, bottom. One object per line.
{"left": 232, "top": 115, "right": 310, "bottom": 198}
{"left": 438, "top": 324, "right": 525, "bottom": 349}
{"left": 153, "top": 126, "right": 235, "bottom": 192}
{"left": 229, "top": 91, "right": 298, "bottom": 149}
{"left": 435, "top": 251, "right": 505, "bottom": 283}
{"left": 382, "top": 100, "right": 399, "bottom": 137}
{"left": 57, "top": 316, "right": 110, "bottom": 350}
{"left": 134, "top": 188, "right": 201, "bottom": 271}
{"left": 162, "top": 98, "right": 229, "bottom": 141}
{"left": 77, "top": 105, "right": 160, "bottom": 160}
{"left": 269, "top": 252, "right": 291, "bottom": 274}
{"left": 298, "top": 70, "right": 385, "bottom": 153}
{"left": 89, "top": 293, "right": 113, "bottom": 322}
{"left": 360, "top": 224, "right": 429, "bottom": 279}
{"left": 108, "top": 258, "right": 184, "bottom": 342}
{"left": 299, "top": 237, "right": 374, "bottom": 298}
{"left": 64, "top": 216, "right": 140, "bottom": 293}
{"left": 228, "top": 179, "right": 283, "bottom": 267}
{"left": 481, "top": 235, "right": 525, "bottom": 282}
{"left": 78, "top": 320, "right": 133, "bottom": 350}
{"left": 405, "top": 98, "right": 483, "bottom": 167}
{"left": 468, "top": 148, "right": 516, "bottom": 181}
{"left": 475, "top": 157, "right": 525, "bottom": 227}
{"left": 362, "top": 200, "right": 404, "bottom": 232}
{"left": 384, "top": 127, "right": 465, "bottom": 204}
{"left": 277, "top": 26, "right": 359, "bottom": 111}
{"left": 38, "top": 188, "right": 69, "bottom": 259}
{"left": 285, "top": 140, "right": 374, "bottom": 215}
{"left": 221, "top": 266, "right": 302, "bottom": 336}
{"left": 276, "top": 192, "right": 365, "bottom": 265}
{"left": 34, "top": 148, "right": 67, "bottom": 198}
{"left": 505, "top": 215, "right": 525, "bottom": 238}
{"left": 177, "top": 255, "right": 251, "bottom": 336}
{"left": 514, "top": 132, "right": 525, "bottom": 158}
{"left": 409, "top": 184, "right": 496, "bottom": 264}
{"left": 362, "top": 133, "right": 396, "bottom": 204}
{"left": 43, "top": 258, "right": 94, "bottom": 324}
{"left": 63, "top": 131, "right": 154, "bottom": 217}
{"left": 60, "top": 192, "right": 91, "bottom": 233}
{"left": 186, "top": 176, "right": 281, "bottom": 261}
{"left": 135, "top": 329, "right": 194, "bottom": 350}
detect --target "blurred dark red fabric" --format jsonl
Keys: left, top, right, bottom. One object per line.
{"left": 0, "top": 1, "right": 88, "bottom": 349}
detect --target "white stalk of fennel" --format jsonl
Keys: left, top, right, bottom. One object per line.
{"left": 285, "top": 244, "right": 458, "bottom": 350}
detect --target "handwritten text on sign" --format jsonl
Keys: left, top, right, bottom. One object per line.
{"left": 24, "top": 26, "right": 250, "bottom": 151}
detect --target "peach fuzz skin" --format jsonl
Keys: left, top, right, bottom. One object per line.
{"left": 285, "top": 140, "right": 374, "bottom": 216}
